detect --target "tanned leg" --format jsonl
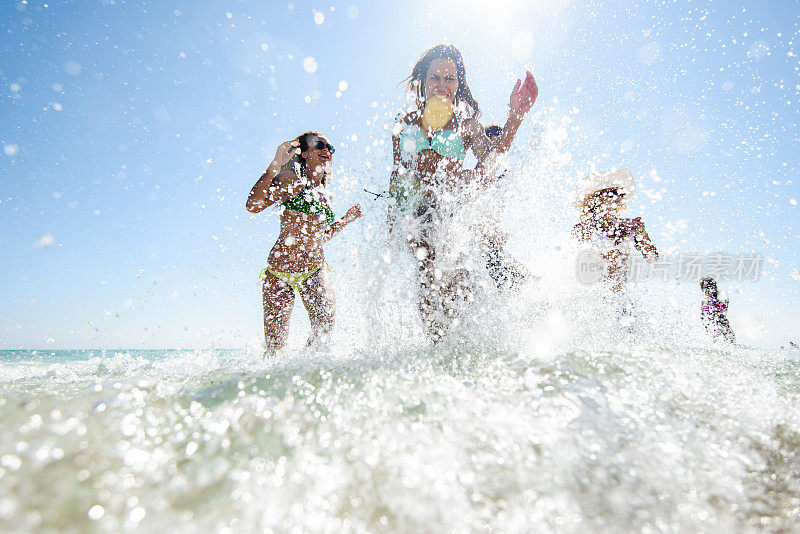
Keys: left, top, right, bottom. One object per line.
{"left": 409, "top": 235, "right": 449, "bottom": 343}
{"left": 262, "top": 271, "right": 295, "bottom": 357}
{"left": 298, "top": 265, "right": 336, "bottom": 348}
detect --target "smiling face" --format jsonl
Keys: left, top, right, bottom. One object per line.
{"left": 301, "top": 134, "right": 334, "bottom": 176}
{"left": 423, "top": 58, "right": 459, "bottom": 103}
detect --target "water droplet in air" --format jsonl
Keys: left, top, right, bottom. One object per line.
{"left": 303, "top": 57, "right": 318, "bottom": 73}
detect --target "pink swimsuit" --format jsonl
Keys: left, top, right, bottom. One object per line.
{"left": 702, "top": 301, "right": 728, "bottom": 314}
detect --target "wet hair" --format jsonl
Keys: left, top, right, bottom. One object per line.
{"left": 484, "top": 125, "right": 503, "bottom": 139}
{"left": 284, "top": 130, "right": 328, "bottom": 185}
{"left": 405, "top": 44, "right": 481, "bottom": 119}
{"left": 580, "top": 188, "right": 626, "bottom": 218}
{"left": 700, "top": 276, "right": 718, "bottom": 298}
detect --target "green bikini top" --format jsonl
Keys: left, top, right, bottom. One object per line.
{"left": 282, "top": 186, "right": 335, "bottom": 226}
{"left": 401, "top": 125, "right": 465, "bottom": 161}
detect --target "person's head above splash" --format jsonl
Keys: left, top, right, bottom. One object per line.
{"left": 406, "top": 43, "right": 481, "bottom": 122}
{"left": 574, "top": 168, "right": 636, "bottom": 219}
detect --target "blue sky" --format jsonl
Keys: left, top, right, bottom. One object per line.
{"left": 1, "top": 0, "right": 798, "bottom": 349}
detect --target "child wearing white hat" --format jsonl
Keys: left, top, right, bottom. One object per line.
{"left": 572, "top": 168, "right": 659, "bottom": 293}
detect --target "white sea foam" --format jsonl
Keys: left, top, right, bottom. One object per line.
{"left": 3, "top": 65, "right": 798, "bottom": 534}
{"left": 1, "top": 340, "right": 799, "bottom": 532}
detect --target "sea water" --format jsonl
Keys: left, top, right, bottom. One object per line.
{"left": 3, "top": 142, "right": 800, "bottom": 532}
{"left": 4, "top": 144, "right": 799, "bottom": 532}
{"left": 2, "top": 337, "right": 799, "bottom": 532}
{"left": 4, "top": 92, "right": 799, "bottom": 534}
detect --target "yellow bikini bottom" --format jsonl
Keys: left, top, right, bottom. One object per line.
{"left": 259, "top": 262, "right": 329, "bottom": 291}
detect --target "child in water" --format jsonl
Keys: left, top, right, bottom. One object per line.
{"left": 572, "top": 168, "right": 659, "bottom": 293}
{"left": 700, "top": 277, "right": 736, "bottom": 343}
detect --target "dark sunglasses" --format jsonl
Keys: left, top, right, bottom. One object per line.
{"left": 599, "top": 188, "right": 623, "bottom": 199}
{"left": 312, "top": 140, "right": 335, "bottom": 154}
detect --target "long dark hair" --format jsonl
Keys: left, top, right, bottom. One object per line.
{"left": 284, "top": 130, "right": 327, "bottom": 185}
{"left": 405, "top": 44, "right": 481, "bottom": 120}
{"left": 700, "top": 276, "right": 718, "bottom": 299}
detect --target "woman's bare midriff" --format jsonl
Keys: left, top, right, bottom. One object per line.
{"left": 266, "top": 210, "right": 329, "bottom": 272}
{"left": 413, "top": 151, "right": 464, "bottom": 207}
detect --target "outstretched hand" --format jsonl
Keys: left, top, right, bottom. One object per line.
{"left": 273, "top": 139, "right": 300, "bottom": 167}
{"left": 344, "top": 204, "right": 362, "bottom": 224}
{"left": 509, "top": 71, "right": 538, "bottom": 115}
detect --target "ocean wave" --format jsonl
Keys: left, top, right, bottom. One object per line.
{"left": 1, "top": 341, "right": 798, "bottom": 532}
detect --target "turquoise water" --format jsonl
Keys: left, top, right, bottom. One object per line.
{"left": 2, "top": 341, "right": 799, "bottom": 532}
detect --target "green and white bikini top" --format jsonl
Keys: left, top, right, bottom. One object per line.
{"left": 400, "top": 123, "right": 466, "bottom": 162}
{"left": 282, "top": 184, "right": 335, "bottom": 226}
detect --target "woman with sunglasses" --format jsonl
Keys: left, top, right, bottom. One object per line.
{"left": 247, "top": 131, "right": 362, "bottom": 356}
{"left": 572, "top": 169, "right": 659, "bottom": 293}
{"left": 389, "top": 43, "right": 538, "bottom": 342}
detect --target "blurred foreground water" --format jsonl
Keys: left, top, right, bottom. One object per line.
{"left": 1, "top": 338, "right": 799, "bottom": 533}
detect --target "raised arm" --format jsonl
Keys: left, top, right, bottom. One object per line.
{"left": 495, "top": 71, "right": 538, "bottom": 153}
{"left": 469, "top": 71, "right": 538, "bottom": 172}
{"left": 246, "top": 139, "right": 301, "bottom": 213}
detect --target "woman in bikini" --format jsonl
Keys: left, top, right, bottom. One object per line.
{"left": 389, "top": 43, "right": 538, "bottom": 342}
{"left": 246, "top": 131, "right": 362, "bottom": 356}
